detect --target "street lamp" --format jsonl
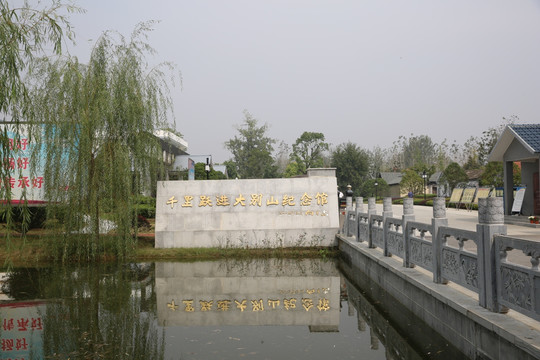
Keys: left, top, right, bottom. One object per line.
{"left": 205, "top": 157, "right": 210, "bottom": 180}
{"left": 374, "top": 180, "right": 378, "bottom": 201}
{"left": 422, "top": 170, "right": 427, "bottom": 201}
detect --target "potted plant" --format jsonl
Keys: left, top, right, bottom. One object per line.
{"left": 528, "top": 216, "right": 539, "bottom": 224}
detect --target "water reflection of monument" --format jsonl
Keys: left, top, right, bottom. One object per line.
{"left": 156, "top": 259, "right": 340, "bottom": 331}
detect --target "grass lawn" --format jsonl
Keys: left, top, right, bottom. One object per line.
{"left": 0, "top": 223, "right": 338, "bottom": 266}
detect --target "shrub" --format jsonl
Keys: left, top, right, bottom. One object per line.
{"left": 136, "top": 204, "right": 155, "bottom": 219}
{"left": 133, "top": 196, "right": 156, "bottom": 219}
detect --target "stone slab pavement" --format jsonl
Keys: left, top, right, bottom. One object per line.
{"left": 373, "top": 204, "right": 540, "bottom": 242}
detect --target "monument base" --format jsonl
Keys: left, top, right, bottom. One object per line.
{"left": 156, "top": 228, "right": 338, "bottom": 248}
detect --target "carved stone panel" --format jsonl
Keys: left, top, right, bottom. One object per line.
{"left": 411, "top": 239, "right": 422, "bottom": 265}
{"left": 387, "top": 231, "right": 404, "bottom": 257}
{"left": 442, "top": 249, "right": 459, "bottom": 280}
{"left": 461, "top": 255, "right": 478, "bottom": 289}
{"left": 359, "top": 223, "right": 369, "bottom": 242}
{"left": 501, "top": 267, "right": 532, "bottom": 311}
{"left": 372, "top": 227, "right": 383, "bottom": 248}
{"left": 422, "top": 243, "right": 433, "bottom": 270}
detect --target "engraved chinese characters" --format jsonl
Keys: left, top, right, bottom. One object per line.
{"left": 167, "top": 192, "right": 328, "bottom": 208}
{"left": 166, "top": 287, "right": 332, "bottom": 314}
{"left": 165, "top": 191, "right": 330, "bottom": 217}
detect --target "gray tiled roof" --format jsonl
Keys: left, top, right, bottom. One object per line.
{"left": 429, "top": 171, "right": 443, "bottom": 183}
{"left": 380, "top": 172, "right": 403, "bottom": 185}
{"left": 510, "top": 124, "right": 540, "bottom": 153}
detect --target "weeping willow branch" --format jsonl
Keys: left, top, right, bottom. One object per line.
{"left": 0, "top": 1, "right": 82, "bottom": 266}
{"left": 29, "top": 23, "right": 179, "bottom": 261}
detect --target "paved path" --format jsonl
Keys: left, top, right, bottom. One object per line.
{"left": 373, "top": 204, "right": 540, "bottom": 241}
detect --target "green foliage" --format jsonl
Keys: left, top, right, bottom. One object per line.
{"left": 400, "top": 169, "right": 424, "bottom": 194}
{"left": 0, "top": 0, "right": 79, "bottom": 254}
{"left": 225, "top": 110, "right": 276, "bottom": 179}
{"left": 442, "top": 162, "right": 468, "bottom": 191}
{"left": 29, "top": 23, "right": 178, "bottom": 261}
{"left": 284, "top": 161, "right": 300, "bottom": 178}
{"left": 403, "top": 135, "right": 436, "bottom": 169}
{"left": 135, "top": 205, "right": 155, "bottom": 219}
{"left": 291, "top": 131, "right": 329, "bottom": 175}
{"left": 463, "top": 151, "right": 481, "bottom": 170}
{"left": 223, "top": 160, "right": 238, "bottom": 179}
{"left": 361, "top": 178, "right": 389, "bottom": 199}
{"left": 133, "top": 196, "right": 156, "bottom": 219}
{"left": 262, "top": 162, "right": 281, "bottom": 179}
{"left": 367, "top": 146, "right": 387, "bottom": 178}
{"left": 0, "top": 0, "right": 78, "bottom": 117}
{"left": 477, "top": 121, "right": 510, "bottom": 165}
{"left": 456, "top": 117, "right": 516, "bottom": 167}
{"left": 274, "top": 141, "right": 291, "bottom": 176}
{"left": 390, "top": 134, "right": 438, "bottom": 170}
{"left": 480, "top": 161, "right": 521, "bottom": 187}
{"left": 331, "top": 142, "right": 369, "bottom": 196}
{"left": 480, "top": 162, "right": 503, "bottom": 187}
{"left": 194, "top": 162, "right": 226, "bottom": 180}
{"left": 0, "top": 206, "right": 47, "bottom": 231}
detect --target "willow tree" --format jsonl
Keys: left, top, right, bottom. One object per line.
{"left": 0, "top": 1, "right": 77, "bottom": 241}
{"left": 29, "top": 24, "right": 178, "bottom": 261}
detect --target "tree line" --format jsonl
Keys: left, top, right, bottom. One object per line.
{"left": 221, "top": 111, "right": 518, "bottom": 197}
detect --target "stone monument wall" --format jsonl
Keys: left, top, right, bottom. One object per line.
{"left": 155, "top": 169, "right": 339, "bottom": 248}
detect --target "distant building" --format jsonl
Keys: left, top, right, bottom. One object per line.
{"left": 488, "top": 124, "right": 540, "bottom": 215}
{"left": 428, "top": 171, "right": 450, "bottom": 197}
{"left": 379, "top": 172, "right": 404, "bottom": 198}
{"left": 154, "top": 129, "right": 189, "bottom": 180}
{"left": 465, "top": 169, "right": 483, "bottom": 188}
{"left": 154, "top": 129, "right": 189, "bottom": 165}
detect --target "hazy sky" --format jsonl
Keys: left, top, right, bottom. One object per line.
{"left": 66, "top": 0, "right": 540, "bottom": 163}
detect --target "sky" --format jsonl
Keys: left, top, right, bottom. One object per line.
{"left": 64, "top": 0, "right": 540, "bottom": 163}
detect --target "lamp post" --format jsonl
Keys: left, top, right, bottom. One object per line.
{"left": 205, "top": 158, "right": 210, "bottom": 180}
{"left": 422, "top": 170, "right": 427, "bottom": 201}
{"left": 374, "top": 180, "right": 378, "bottom": 201}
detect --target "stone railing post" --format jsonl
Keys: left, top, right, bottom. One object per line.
{"left": 355, "top": 197, "right": 364, "bottom": 213}
{"left": 346, "top": 184, "right": 353, "bottom": 210}
{"left": 344, "top": 185, "right": 354, "bottom": 237}
{"left": 432, "top": 197, "right": 448, "bottom": 284}
{"left": 477, "top": 197, "right": 507, "bottom": 312}
{"left": 382, "top": 197, "right": 393, "bottom": 218}
{"left": 367, "top": 197, "right": 377, "bottom": 248}
{"left": 382, "top": 197, "right": 393, "bottom": 256}
{"left": 355, "top": 197, "right": 364, "bottom": 240}
{"left": 402, "top": 198, "right": 415, "bottom": 267}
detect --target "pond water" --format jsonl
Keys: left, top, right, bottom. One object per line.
{"left": 0, "top": 259, "right": 466, "bottom": 360}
